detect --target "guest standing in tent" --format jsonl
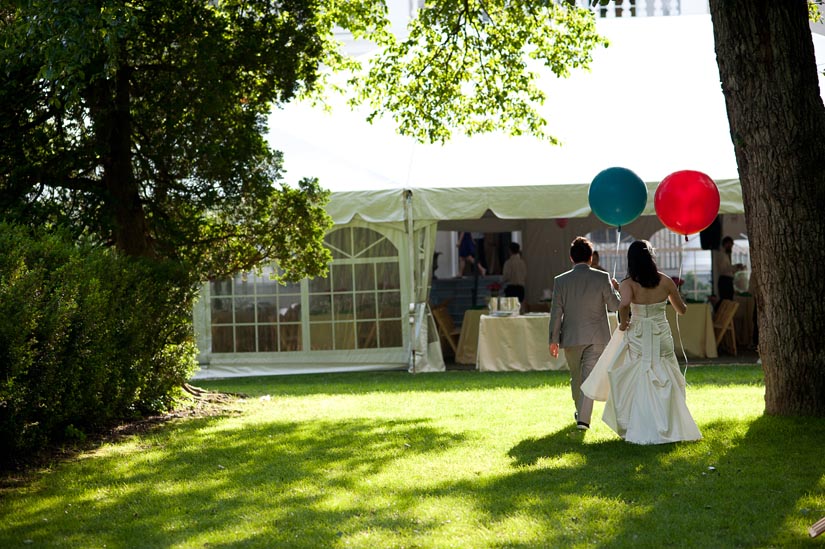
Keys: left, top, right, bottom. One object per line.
{"left": 502, "top": 242, "right": 527, "bottom": 303}
{"left": 457, "top": 232, "right": 485, "bottom": 276}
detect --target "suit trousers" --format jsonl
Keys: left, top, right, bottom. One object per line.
{"left": 564, "top": 343, "right": 606, "bottom": 425}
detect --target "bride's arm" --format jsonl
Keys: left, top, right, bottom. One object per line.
{"left": 662, "top": 273, "right": 687, "bottom": 314}
{"left": 618, "top": 279, "right": 633, "bottom": 330}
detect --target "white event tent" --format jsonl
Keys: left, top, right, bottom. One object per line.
{"left": 191, "top": 15, "right": 825, "bottom": 379}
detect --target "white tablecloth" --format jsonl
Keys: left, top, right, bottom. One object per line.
{"left": 476, "top": 314, "right": 568, "bottom": 372}
{"left": 665, "top": 302, "right": 718, "bottom": 359}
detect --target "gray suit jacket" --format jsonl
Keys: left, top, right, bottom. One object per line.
{"left": 549, "top": 263, "right": 620, "bottom": 348}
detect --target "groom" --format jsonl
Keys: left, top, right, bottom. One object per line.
{"left": 549, "top": 236, "right": 620, "bottom": 430}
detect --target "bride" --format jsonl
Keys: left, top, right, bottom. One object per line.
{"left": 594, "top": 240, "right": 702, "bottom": 445}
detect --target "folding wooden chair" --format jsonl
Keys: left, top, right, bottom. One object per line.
{"left": 431, "top": 304, "right": 460, "bottom": 358}
{"left": 713, "top": 299, "right": 740, "bottom": 356}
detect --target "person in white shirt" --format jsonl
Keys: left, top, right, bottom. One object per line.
{"left": 502, "top": 242, "right": 527, "bottom": 303}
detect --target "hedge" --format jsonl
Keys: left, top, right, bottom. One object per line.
{"left": 0, "top": 223, "right": 198, "bottom": 467}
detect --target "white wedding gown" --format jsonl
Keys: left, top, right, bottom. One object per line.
{"left": 599, "top": 302, "right": 702, "bottom": 445}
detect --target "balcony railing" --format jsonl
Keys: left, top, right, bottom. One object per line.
{"left": 574, "top": 0, "right": 686, "bottom": 18}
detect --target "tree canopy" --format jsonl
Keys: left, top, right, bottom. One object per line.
{"left": 1, "top": 0, "right": 348, "bottom": 280}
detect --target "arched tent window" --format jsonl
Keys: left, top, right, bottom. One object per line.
{"left": 209, "top": 226, "right": 404, "bottom": 353}
{"left": 308, "top": 226, "right": 403, "bottom": 351}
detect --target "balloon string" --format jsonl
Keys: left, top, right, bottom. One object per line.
{"left": 612, "top": 226, "right": 621, "bottom": 328}
{"left": 674, "top": 235, "right": 690, "bottom": 381}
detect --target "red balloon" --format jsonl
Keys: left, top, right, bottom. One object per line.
{"left": 555, "top": 218, "right": 569, "bottom": 228}
{"left": 654, "top": 170, "right": 720, "bottom": 236}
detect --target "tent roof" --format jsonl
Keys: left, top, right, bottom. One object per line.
{"left": 325, "top": 179, "right": 744, "bottom": 225}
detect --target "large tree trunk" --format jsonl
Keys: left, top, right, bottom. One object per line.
{"left": 102, "top": 62, "right": 152, "bottom": 258}
{"left": 709, "top": 1, "right": 825, "bottom": 415}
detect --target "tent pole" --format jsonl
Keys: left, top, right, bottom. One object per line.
{"left": 404, "top": 190, "right": 417, "bottom": 372}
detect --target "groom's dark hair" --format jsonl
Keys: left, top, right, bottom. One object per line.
{"left": 570, "top": 237, "right": 593, "bottom": 263}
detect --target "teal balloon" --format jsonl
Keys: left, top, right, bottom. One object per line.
{"left": 588, "top": 167, "right": 648, "bottom": 227}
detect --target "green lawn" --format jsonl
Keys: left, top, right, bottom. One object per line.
{"left": 1, "top": 366, "right": 823, "bottom": 548}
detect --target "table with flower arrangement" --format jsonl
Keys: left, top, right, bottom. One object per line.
{"left": 475, "top": 311, "right": 624, "bottom": 372}
{"left": 475, "top": 313, "right": 568, "bottom": 372}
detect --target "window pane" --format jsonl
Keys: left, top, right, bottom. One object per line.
{"left": 356, "top": 293, "right": 377, "bottom": 319}
{"left": 234, "top": 275, "right": 255, "bottom": 296}
{"left": 211, "top": 298, "right": 234, "bottom": 324}
{"left": 235, "top": 297, "right": 255, "bottom": 323}
{"left": 354, "top": 263, "right": 375, "bottom": 291}
{"left": 211, "top": 326, "right": 234, "bottom": 352}
{"left": 358, "top": 321, "right": 378, "bottom": 349}
{"left": 256, "top": 273, "right": 279, "bottom": 296}
{"left": 360, "top": 237, "right": 398, "bottom": 258}
{"left": 258, "top": 325, "right": 277, "bottom": 352}
{"left": 378, "top": 292, "right": 402, "bottom": 318}
{"left": 257, "top": 296, "right": 277, "bottom": 323}
{"left": 379, "top": 320, "right": 403, "bottom": 348}
{"left": 334, "top": 323, "right": 356, "bottom": 350}
{"left": 333, "top": 294, "right": 354, "bottom": 316}
{"left": 279, "top": 303, "right": 301, "bottom": 326}
{"left": 309, "top": 294, "right": 332, "bottom": 318}
{"left": 210, "top": 279, "right": 233, "bottom": 297}
{"left": 376, "top": 262, "right": 400, "bottom": 290}
{"left": 278, "top": 278, "right": 302, "bottom": 296}
{"left": 235, "top": 326, "right": 256, "bottom": 352}
{"left": 332, "top": 264, "right": 353, "bottom": 291}
{"left": 309, "top": 274, "right": 331, "bottom": 293}
{"left": 279, "top": 324, "right": 301, "bottom": 351}
{"left": 351, "top": 227, "right": 380, "bottom": 247}
{"left": 325, "top": 229, "right": 352, "bottom": 258}
{"left": 310, "top": 323, "right": 333, "bottom": 350}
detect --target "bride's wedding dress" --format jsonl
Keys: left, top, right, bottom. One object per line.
{"left": 590, "top": 301, "right": 702, "bottom": 445}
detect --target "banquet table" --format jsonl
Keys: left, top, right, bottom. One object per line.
{"left": 476, "top": 313, "right": 568, "bottom": 372}
{"left": 455, "top": 309, "right": 486, "bottom": 364}
{"left": 665, "top": 302, "right": 718, "bottom": 359}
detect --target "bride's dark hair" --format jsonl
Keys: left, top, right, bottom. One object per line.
{"left": 627, "top": 240, "right": 660, "bottom": 288}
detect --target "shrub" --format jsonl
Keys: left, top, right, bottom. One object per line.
{"left": 0, "top": 223, "right": 198, "bottom": 467}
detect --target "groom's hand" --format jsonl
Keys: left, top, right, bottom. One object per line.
{"left": 549, "top": 342, "right": 559, "bottom": 358}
